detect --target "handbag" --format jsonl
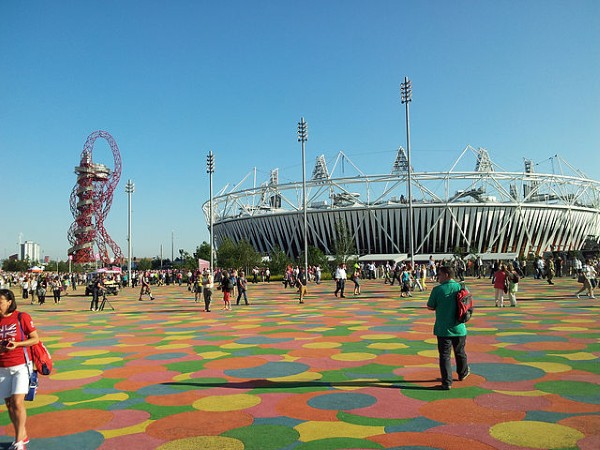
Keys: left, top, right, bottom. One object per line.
{"left": 577, "top": 274, "right": 585, "bottom": 283}
{"left": 18, "top": 317, "right": 39, "bottom": 401}
{"left": 25, "top": 370, "right": 38, "bottom": 401}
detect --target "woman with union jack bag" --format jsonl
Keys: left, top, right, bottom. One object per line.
{"left": 0, "top": 288, "right": 40, "bottom": 450}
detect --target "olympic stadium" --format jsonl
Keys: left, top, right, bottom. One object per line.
{"left": 202, "top": 146, "right": 600, "bottom": 262}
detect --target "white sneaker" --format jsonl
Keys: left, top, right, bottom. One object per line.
{"left": 9, "top": 440, "right": 27, "bottom": 450}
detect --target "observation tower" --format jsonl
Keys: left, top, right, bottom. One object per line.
{"left": 67, "top": 130, "right": 123, "bottom": 265}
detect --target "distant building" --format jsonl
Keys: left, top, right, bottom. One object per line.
{"left": 21, "top": 241, "right": 41, "bottom": 262}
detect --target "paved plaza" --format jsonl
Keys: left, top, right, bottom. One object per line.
{"left": 1, "top": 276, "right": 598, "bottom": 449}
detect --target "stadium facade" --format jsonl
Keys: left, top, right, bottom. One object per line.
{"left": 202, "top": 146, "right": 600, "bottom": 261}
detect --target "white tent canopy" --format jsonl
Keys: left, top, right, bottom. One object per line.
{"left": 358, "top": 254, "right": 407, "bottom": 263}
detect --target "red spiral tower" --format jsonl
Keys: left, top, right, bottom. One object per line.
{"left": 68, "top": 130, "right": 124, "bottom": 265}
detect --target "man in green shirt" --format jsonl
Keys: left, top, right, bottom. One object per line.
{"left": 427, "top": 265, "right": 470, "bottom": 390}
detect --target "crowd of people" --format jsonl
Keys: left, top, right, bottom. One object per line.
{"left": 0, "top": 254, "right": 598, "bottom": 312}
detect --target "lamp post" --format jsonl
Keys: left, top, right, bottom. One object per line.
{"left": 125, "top": 179, "right": 135, "bottom": 287}
{"left": 171, "top": 231, "right": 174, "bottom": 264}
{"left": 206, "top": 150, "right": 215, "bottom": 274}
{"left": 401, "top": 76, "right": 415, "bottom": 269}
{"left": 297, "top": 118, "right": 308, "bottom": 280}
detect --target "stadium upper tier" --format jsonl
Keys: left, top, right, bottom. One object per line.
{"left": 202, "top": 146, "right": 600, "bottom": 259}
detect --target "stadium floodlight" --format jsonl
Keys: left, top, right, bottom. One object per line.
{"left": 206, "top": 151, "right": 215, "bottom": 274}
{"left": 298, "top": 118, "right": 308, "bottom": 281}
{"left": 125, "top": 179, "right": 135, "bottom": 287}
{"left": 401, "top": 76, "right": 415, "bottom": 268}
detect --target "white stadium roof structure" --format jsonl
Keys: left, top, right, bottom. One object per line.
{"left": 202, "top": 146, "right": 600, "bottom": 260}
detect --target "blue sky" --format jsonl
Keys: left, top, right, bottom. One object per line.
{"left": 1, "top": 0, "right": 598, "bottom": 261}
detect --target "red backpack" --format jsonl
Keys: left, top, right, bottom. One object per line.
{"left": 456, "top": 283, "right": 474, "bottom": 323}
{"left": 18, "top": 313, "right": 53, "bottom": 375}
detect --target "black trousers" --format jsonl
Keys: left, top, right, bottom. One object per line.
{"left": 334, "top": 279, "right": 345, "bottom": 296}
{"left": 203, "top": 288, "right": 212, "bottom": 311}
{"left": 437, "top": 335, "right": 468, "bottom": 387}
{"left": 90, "top": 290, "right": 100, "bottom": 310}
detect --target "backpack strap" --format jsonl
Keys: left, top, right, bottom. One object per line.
{"left": 17, "top": 312, "right": 33, "bottom": 376}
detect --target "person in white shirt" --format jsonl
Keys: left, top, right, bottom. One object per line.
{"left": 334, "top": 263, "right": 347, "bottom": 298}
{"left": 575, "top": 261, "right": 597, "bottom": 299}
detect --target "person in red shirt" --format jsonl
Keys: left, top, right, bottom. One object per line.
{"left": 0, "top": 288, "right": 41, "bottom": 450}
{"left": 493, "top": 264, "right": 508, "bottom": 307}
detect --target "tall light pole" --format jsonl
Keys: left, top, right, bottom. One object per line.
{"left": 206, "top": 150, "right": 215, "bottom": 274}
{"left": 401, "top": 76, "right": 415, "bottom": 268}
{"left": 125, "top": 179, "right": 135, "bottom": 287}
{"left": 297, "top": 118, "right": 308, "bottom": 279}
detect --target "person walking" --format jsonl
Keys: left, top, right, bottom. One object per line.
{"left": 201, "top": 269, "right": 214, "bottom": 312}
{"left": 20, "top": 278, "right": 29, "bottom": 301}
{"left": 575, "top": 260, "right": 597, "bottom": 299}
{"left": 507, "top": 264, "right": 520, "bottom": 307}
{"left": 314, "top": 265, "right": 322, "bottom": 284}
{"left": 428, "top": 255, "right": 437, "bottom": 281}
{"left": 546, "top": 256, "right": 556, "bottom": 285}
{"left": 334, "top": 263, "right": 347, "bottom": 298}
{"left": 413, "top": 265, "right": 424, "bottom": 292}
{"left": 220, "top": 271, "right": 232, "bottom": 310}
{"left": 236, "top": 272, "right": 249, "bottom": 305}
{"left": 0, "top": 288, "right": 41, "bottom": 450}
{"left": 390, "top": 264, "right": 401, "bottom": 286}
{"left": 192, "top": 271, "right": 203, "bottom": 303}
{"left": 455, "top": 258, "right": 466, "bottom": 281}
{"left": 297, "top": 267, "right": 308, "bottom": 304}
{"left": 51, "top": 277, "right": 61, "bottom": 304}
{"left": 475, "top": 256, "right": 483, "bottom": 279}
{"left": 493, "top": 264, "right": 508, "bottom": 308}
{"left": 426, "top": 266, "right": 470, "bottom": 390}
{"left": 138, "top": 272, "right": 154, "bottom": 301}
{"left": 89, "top": 276, "right": 105, "bottom": 312}
{"left": 400, "top": 266, "right": 413, "bottom": 297}
{"left": 352, "top": 266, "right": 361, "bottom": 295}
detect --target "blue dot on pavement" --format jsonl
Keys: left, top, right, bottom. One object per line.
{"left": 308, "top": 392, "right": 377, "bottom": 410}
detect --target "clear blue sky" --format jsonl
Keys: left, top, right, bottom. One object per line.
{"left": 1, "top": 0, "right": 598, "bottom": 261}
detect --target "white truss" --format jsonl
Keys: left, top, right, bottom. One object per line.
{"left": 202, "top": 146, "right": 600, "bottom": 258}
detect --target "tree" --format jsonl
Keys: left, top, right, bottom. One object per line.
{"left": 45, "top": 260, "right": 70, "bottom": 273}
{"left": 267, "top": 246, "right": 290, "bottom": 276}
{"left": 332, "top": 218, "right": 357, "bottom": 267}
{"left": 216, "top": 237, "right": 237, "bottom": 269}
{"left": 236, "top": 239, "right": 261, "bottom": 274}
{"left": 297, "top": 246, "right": 329, "bottom": 270}
{"left": 194, "top": 242, "right": 211, "bottom": 262}
{"left": 215, "top": 238, "right": 261, "bottom": 273}
{"left": 176, "top": 250, "right": 198, "bottom": 271}
{"left": 2, "top": 259, "right": 29, "bottom": 272}
{"left": 137, "top": 258, "right": 152, "bottom": 271}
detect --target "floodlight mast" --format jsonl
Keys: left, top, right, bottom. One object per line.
{"left": 206, "top": 151, "right": 215, "bottom": 274}
{"left": 298, "top": 117, "right": 308, "bottom": 281}
{"left": 401, "top": 76, "right": 415, "bottom": 268}
{"left": 125, "top": 179, "right": 135, "bottom": 286}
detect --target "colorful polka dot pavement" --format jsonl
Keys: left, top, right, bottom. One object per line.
{"left": 1, "top": 276, "right": 598, "bottom": 449}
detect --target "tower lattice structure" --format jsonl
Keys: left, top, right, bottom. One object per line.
{"left": 67, "top": 130, "right": 123, "bottom": 264}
